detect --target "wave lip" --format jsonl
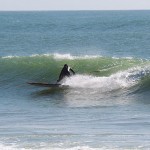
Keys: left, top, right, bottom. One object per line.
{"left": 53, "top": 53, "right": 101, "bottom": 60}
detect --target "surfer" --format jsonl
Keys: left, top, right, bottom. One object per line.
{"left": 57, "top": 64, "right": 75, "bottom": 83}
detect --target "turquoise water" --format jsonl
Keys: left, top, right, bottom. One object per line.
{"left": 0, "top": 11, "right": 150, "bottom": 150}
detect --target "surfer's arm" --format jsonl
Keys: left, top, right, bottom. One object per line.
{"left": 70, "top": 68, "right": 75, "bottom": 75}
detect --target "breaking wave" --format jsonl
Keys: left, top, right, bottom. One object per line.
{"left": 0, "top": 53, "right": 150, "bottom": 93}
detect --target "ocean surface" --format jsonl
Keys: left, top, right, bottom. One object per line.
{"left": 0, "top": 11, "right": 150, "bottom": 150}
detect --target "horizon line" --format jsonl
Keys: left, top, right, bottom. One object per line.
{"left": 0, "top": 9, "right": 150, "bottom": 12}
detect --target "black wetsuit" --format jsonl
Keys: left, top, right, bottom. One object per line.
{"left": 57, "top": 65, "right": 75, "bottom": 82}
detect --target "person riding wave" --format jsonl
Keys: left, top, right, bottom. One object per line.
{"left": 57, "top": 64, "right": 75, "bottom": 83}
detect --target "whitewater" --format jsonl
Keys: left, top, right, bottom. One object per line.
{"left": 0, "top": 11, "right": 150, "bottom": 150}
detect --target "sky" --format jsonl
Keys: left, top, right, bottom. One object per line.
{"left": 0, "top": 0, "right": 150, "bottom": 11}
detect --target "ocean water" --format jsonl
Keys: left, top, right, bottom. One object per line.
{"left": 0, "top": 11, "right": 150, "bottom": 150}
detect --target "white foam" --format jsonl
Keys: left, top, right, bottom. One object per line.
{"left": 62, "top": 68, "right": 142, "bottom": 92}
{"left": 0, "top": 144, "right": 119, "bottom": 150}
{"left": 0, "top": 143, "right": 30, "bottom": 150}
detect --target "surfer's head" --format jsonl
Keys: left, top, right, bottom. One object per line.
{"left": 64, "top": 64, "right": 68, "bottom": 68}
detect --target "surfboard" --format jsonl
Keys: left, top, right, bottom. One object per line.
{"left": 28, "top": 82, "right": 68, "bottom": 88}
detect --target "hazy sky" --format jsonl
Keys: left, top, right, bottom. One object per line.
{"left": 0, "top": 0, "right": 150, "bottom": 11}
